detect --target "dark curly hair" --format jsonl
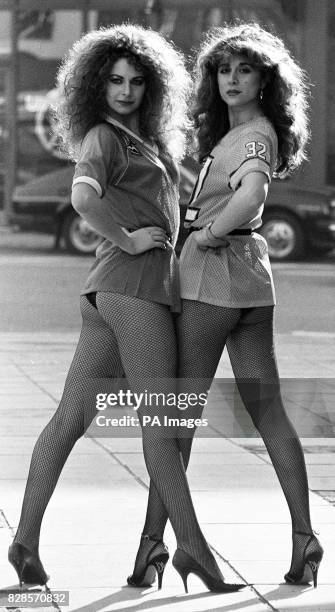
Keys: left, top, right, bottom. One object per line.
{"left": 193, "top": 22, "right": 310, "bottom": 176}
{"left": 54, "top": 24, "right": 191, "bottom": 161}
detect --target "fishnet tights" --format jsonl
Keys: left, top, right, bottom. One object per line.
{"left": 14, "top": 293, "right": 222, "bottom": 579}
{"left": 140, "top": 300, "right": 313, "bottom": 577}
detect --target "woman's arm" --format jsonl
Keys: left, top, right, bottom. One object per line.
{"left": 72, "top": 183, "right": 169, "bottom": 255}
{"left": 194, "top": 171, "right": 269, "bottom": 248}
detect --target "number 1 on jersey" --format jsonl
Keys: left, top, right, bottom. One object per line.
{"left": 189, "top": 155, "right": 213, "bottom": 206}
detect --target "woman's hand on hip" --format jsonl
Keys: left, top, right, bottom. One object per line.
{"left": 193, "top": 226, "right": 229, "bottom": 250}
{"left": 121, "top": 227, "right": 170, "bottom": 255}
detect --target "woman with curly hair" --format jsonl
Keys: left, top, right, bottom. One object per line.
{"left": 8, "top": 24, "right": 244, "bottom": 594}
{"left": 133, "top": 22, "right": 324, "bottom": 589}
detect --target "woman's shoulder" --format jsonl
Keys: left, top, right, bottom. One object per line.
{"left": 253, "top": 116, "right": 277, "bottom": 139}
{"left": 221, "top": 117, "right": 278, "bottom": 157}
{"left": 229, "top": 116, "right": 276, "bottom": 140}
{"left": 83, "top": 122, "right": 123, "bottom": 143}
{"left": 243, "top": 116, "right": 278, "bottom": 146}
{"left": 79, "top": 122, "right": 125, "bottom": 159}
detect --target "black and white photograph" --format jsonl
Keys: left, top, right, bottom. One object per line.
{"left": 0, "top": 1, "right": 334, "bottom": 611}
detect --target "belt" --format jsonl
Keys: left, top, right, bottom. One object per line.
{"left": 188, "top": 227, "right": 252, "bottom": 236}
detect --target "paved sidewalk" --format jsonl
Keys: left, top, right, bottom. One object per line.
{"left": 0, "top": 331, "right": 335, "bottom": 611}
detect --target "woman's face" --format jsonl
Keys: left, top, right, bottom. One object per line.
{"left": 217, "top": 54, "right": 263, "bottom": 109}
{"left": 106, "top": 57, "right": 146, "bottom": 116}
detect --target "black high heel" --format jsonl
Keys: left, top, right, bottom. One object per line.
{"left": 284, "top": 531, "right": 323, "bottom": 588}
{"left": 127, "top": 535, "right": 169, "bottom": 589}
{"left": 172, "top": 548, "right": 245, "bottom": 594}
{"left": 8, "top": 542, "right": 49, "bottom": 587}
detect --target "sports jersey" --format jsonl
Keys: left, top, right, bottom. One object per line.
{"left": 72, "top": 117, "right": 181, "bottom": 312}
{"left": 180, "top": 116, "right": 278, "bottom": 307}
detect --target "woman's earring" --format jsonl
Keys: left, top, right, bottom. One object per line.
{"left": 260, "top": 89, "right": 264, "bottom": 102}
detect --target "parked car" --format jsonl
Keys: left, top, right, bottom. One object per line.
{"left": 259, "top": 180, "right": 335, "bottom": 260}
{"left": 4, "top": 86, "right": 335, "bottom": 259}
{"left": 9, "top": 163, "right": 196, "bottom": 255}
{"left": 10, "top": 166, "right": 335, "bottom": 260}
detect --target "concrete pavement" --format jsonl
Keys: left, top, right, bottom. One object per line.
{"left": 0, "top": 328, "right": 334, "bottom": 612}
{"left": 1, "top": 231, "right": 335, "bottom": 611}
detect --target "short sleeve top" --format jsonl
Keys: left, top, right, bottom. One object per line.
{"left": 72, "top": 118, "right": 181, "bottom": 312}
{"left": 180, "top": 116, "right": 278, "bottom": 307}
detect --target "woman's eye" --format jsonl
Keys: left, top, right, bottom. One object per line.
{"left": 109, "top": 77, "right": 122, "bottom": 84}
{"left": 133, "top": 79, "right": 145, "bottom": 86}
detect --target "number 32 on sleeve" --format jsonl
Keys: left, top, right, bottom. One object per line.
{"left": 245, "top": 141, "right": 267, "bottom": 160}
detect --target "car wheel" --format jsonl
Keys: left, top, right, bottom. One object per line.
{"left": 62, "top": 210, "right": 102, "bottom": 254}
{"left": 260, "top": 211, "right": 305, "bottom": 261}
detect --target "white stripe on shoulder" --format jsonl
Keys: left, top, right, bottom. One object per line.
{"left": 72, "top": 176, "right": 102, "bottom": 198}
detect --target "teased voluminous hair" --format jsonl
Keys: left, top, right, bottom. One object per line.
{"left": 54, "top": 24, "right": 191, "bottom": 161}
{"left": 193, "top": 22, "right": 311, "bottom": 176}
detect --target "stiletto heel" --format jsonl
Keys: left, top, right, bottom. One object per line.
{"left": 155, "top": 557, "right": 167, "bottom": 590}
{"left": 8, "top": 542, "right": 49, "bottom": 586}
{"left": 174, "top": 561, "right": 189, "bottom": 593}
{"left": 127, "top": 534, "right": 169, "bottom": 589}
{"left": 309, "top": 559, "right": 319, "bottom": 588}
{"left": 172, "top": 548, "right": 245, "bottom": 594}
{"left": 284, "top": 531, "right": 323, "bottom": 588}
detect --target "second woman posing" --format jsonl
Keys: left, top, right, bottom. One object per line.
{"left": 132, "top": 22, "right": 324, "bottom": 590}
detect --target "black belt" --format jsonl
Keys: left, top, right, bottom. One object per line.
{"left": 188, "top": 227, "right": 252, "bottom": 236}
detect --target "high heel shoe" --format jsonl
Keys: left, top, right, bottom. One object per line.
{"left": 8, "top": 542, "right": 49, "bottom": 587}
{"left": 172, "top": 548, "right": 245, "bottom": 594}
{"left": 284, "top": 531, "right": 323, "bottom": 588}
{"left": 127, "top": 535, "right": 169, "bottom": 589}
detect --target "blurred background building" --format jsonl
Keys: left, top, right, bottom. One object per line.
{"left": 0, "top": 0, "right": 332, "bottom": 224}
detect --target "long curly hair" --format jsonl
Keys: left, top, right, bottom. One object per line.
{"left": 54, "top": 24, "right": 191, "bottom": 161}
{"left": 193, "top": 22, "right": 310, "bottom": 176}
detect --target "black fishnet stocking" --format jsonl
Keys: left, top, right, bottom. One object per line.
{"left": 97, "top": 293, "right": 224, "bottom": 580}
{"left": 14, "top": 295, "right": 124, "bottom": 553}
{"left": 139, "top": 300, "right": 312, "bottom": 577}
{"left": 226, "top": 310, "right": 312, "bottom": 574}
{"left": 141, "top": 301, "right": 238, "bottom": 543}
{"left": 14, "top": 293, "right": 223, "bottom": 582}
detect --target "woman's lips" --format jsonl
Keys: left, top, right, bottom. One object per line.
{"left": 116, "top": 100, "right": 135, "bottom": 106}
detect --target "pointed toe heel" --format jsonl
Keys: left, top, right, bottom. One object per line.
{"left": 172, "top": 548, "right": 245, "bottom": 594}
{"left": 8, "top": 543, "right": 49, "bottom": 587}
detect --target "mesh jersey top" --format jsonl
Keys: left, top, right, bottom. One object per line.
{"left": 180, "top": 116, "right": 278, "bottom": 307}
{"left": 72, "top": 117, "right": 181, "bottom": 312}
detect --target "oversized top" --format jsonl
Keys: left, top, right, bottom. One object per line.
{"left": 72, "top": 117, "right": 181, "bottom": 312}
{"left": 180, "top": 116, "right": 278, "bottom": 307}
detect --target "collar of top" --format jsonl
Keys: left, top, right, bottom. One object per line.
{"left": 105, "top": 116, "right": 159, "bottom": 156}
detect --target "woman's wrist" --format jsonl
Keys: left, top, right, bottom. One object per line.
{"left": 120, "top": 227, "right": 139, "bottom": 254}
{"left": 206, "top": 222, "right": 221, "bottom": 240}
